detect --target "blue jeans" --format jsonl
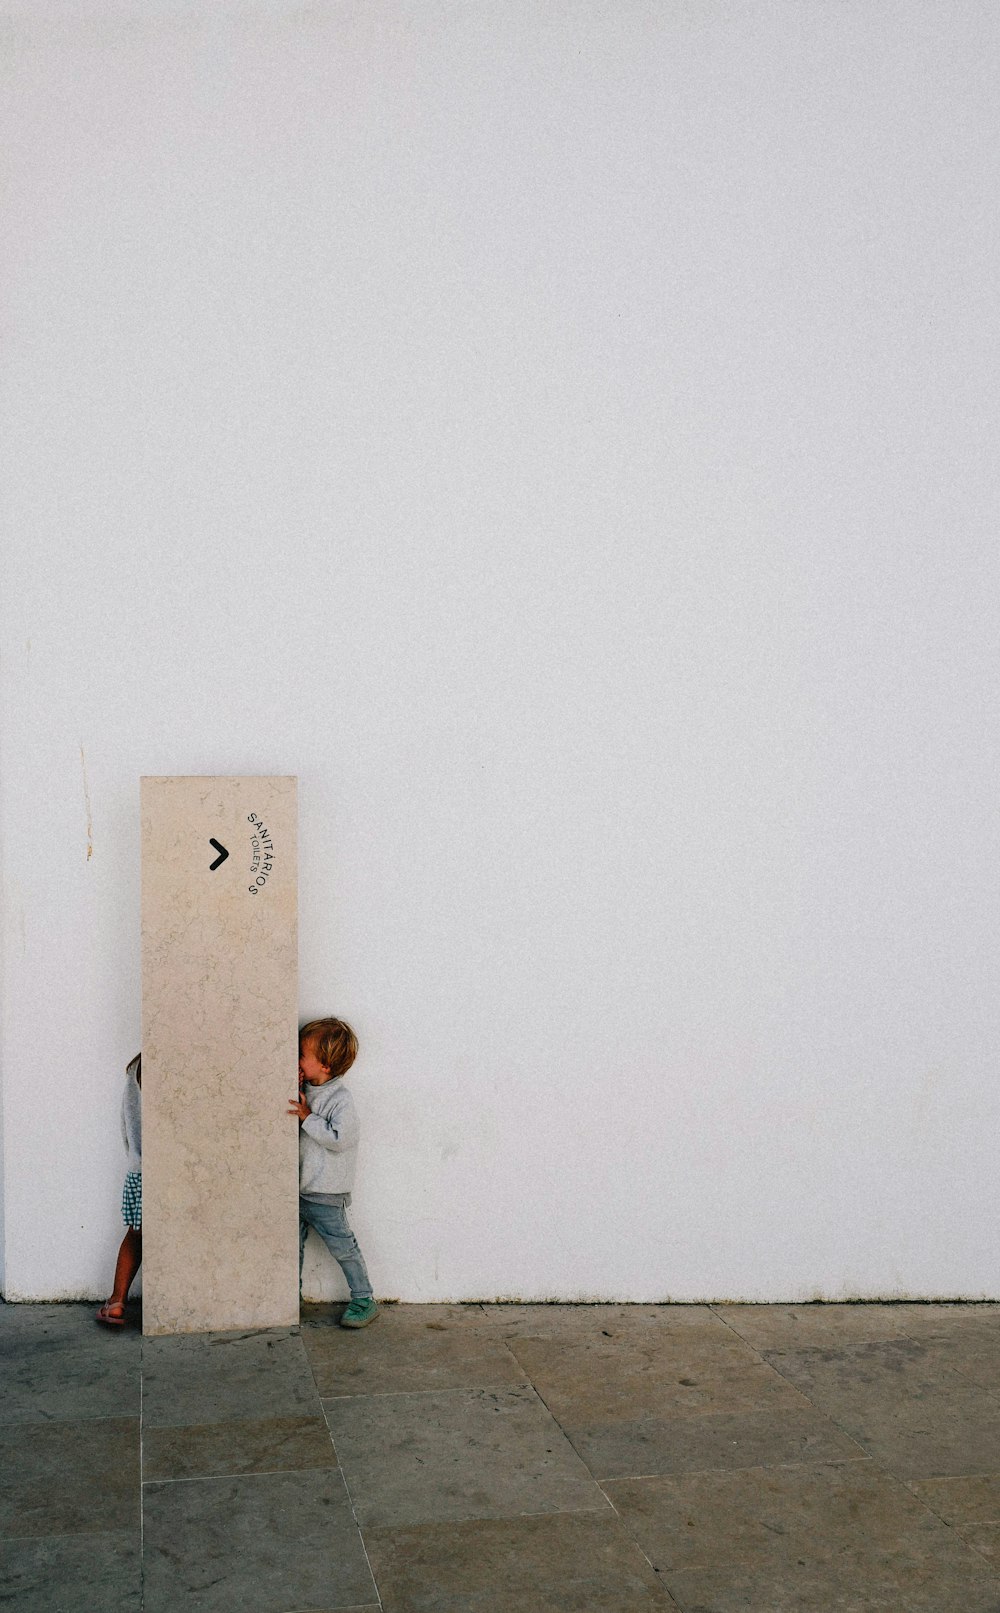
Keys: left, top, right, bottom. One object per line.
{"left": 299, "top": 1198, "right": 373, "bottom": 1300}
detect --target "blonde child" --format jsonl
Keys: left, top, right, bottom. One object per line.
{"left": 289, "top": 1018, "right": 378, "bottom": 1328}
{"left": 96, "top": 1052, "right": 142, "bottom": 1326}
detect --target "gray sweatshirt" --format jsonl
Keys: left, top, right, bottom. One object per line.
{"left": 120, "top": 1057, "right": 141, "bottom": 1173}
{"left": 299, "top": 1078, "right": 359, "bottom": 1202}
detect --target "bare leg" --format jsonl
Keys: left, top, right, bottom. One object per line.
{"left": 111, "top": 1227, "right": 142, "bottom": 1303}
{"left": 96, "top": 1229, "right": 141, "bottom": 1324}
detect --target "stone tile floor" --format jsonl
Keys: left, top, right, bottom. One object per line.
{"left": 2, "top": 1299, "right": 1000, "bottom": 1610}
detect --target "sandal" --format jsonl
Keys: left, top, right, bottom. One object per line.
{"left": 96, "top": 1301, "right": 126, "bottom": 1327}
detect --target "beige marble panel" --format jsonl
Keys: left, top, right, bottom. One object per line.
{"left": 141, "top": 777, "right": 298, "bottom": 1335}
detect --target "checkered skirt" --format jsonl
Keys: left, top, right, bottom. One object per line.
{"left": 121, "top": 1171, "right": 142, "bottom": 1230}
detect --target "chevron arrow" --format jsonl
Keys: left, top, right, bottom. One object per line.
{"left": 208, "top": 838, "right": 229, "bottom": 870}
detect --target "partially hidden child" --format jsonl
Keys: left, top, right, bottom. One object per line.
{"left": 96, "top": 1052, "right": 142, "bottom": 1326}
{"left": 290, "top": 1017, "right": 379, "bottom": 1328}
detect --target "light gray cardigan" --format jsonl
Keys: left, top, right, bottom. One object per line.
{"left": 120, "top": 1056, "right": 141, "bottom": 1173}
{"left": 299, "top": 1078, "right": 359, "bottom": 1198}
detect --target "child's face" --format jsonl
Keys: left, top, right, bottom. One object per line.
{"left": 299, "top": 1036, "right": 333, "bottom": 1086}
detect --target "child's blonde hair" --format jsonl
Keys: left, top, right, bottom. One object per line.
{"left": 300, "top": 1018, "right": 358, "bottom": 1079}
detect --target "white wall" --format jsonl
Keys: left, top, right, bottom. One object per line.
{"left": 2, "top": 0, "right": 999, "bottom": 1303}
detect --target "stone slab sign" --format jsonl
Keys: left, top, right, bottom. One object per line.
{"left": 140, "top": 776, "right": 299, "bottom": 1335}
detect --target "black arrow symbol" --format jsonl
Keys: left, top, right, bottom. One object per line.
{"left": 208, "top": 838, "right": 229, "bottom": 870}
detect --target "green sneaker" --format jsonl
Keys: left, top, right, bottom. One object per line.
{"left": 340, "top": 1297, "right": 379, "bottom": 1329}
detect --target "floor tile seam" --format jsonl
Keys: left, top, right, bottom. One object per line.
{"left": 507, "top": 1365, "right": 620, "bottom": 1512}
{"left": 309, "top": 1346, "right": 383, "bottom": 1610}
{"left": 593, "top": 1470, "right": 1000, "bottom": 1613}
{"left": 0, "top": 1523, "right": 142, "bottom": 1544}
{"left": 707, "top": 1303, "right": 946, "bottom": 1356}
{"left": 590, "top": 1452, "right": 879, "bottom": 1485}
{"left": 140, "top": 1412, "right": 331, "bottom": 1432}
{"left": 898, "top": 1477, "right": 1000, "bottom": 1572}
{"left": 924, "top": 1522, "right": 1000, "bottom": 1579}
{"left": 303, "top": 1340, "right": 535, "bottom": 1364}
{"left": 706, "top": 1304, "right": 776, "bottom": 1356}
{"left": 898, "top": 1323, "right": 1000, "bottom": 1347}
{"left": 719, "top": 1333, "right": 917, "bottom": 1437}
{"left": 955, "top": 1375, "right": 1000, "bottom": 1405}
{"left": 496, "top": 1331, "right": 546, "bottom": 1382}
{"left": 319, "top": 1380, "right": 532, "bottom": 1402}
{"left": 707, "top": 1406, "right": 1000, "bottom": 1554}
{"left": 920, "top": 1361, "right": 1000, "bottom": 1402}
{"left": 756, "top": 1352, "right": 1000, "bottom": 1417}
{"left": 593, "top": 1479, "right": 677, "bottom": 1603}
{"left": 141, "top": 1462, "right": 343, "bottom": 1489}
{"left": 598, "top": 1453, "right": 879, "bottom": 1488}
{"left": 0, "top": 1411, "right": 142, "bottom": 1428}
{"left": 323, "top": 1455, "right": 383, "bottom": 1608}
{"left": 355, "top": 1497, "right": 621, "bottom": 1538}
{"left": 760, "top": 1334, "right": 1000, "bottom": 1386}
{"left": 555, "top": 1398, "right": 876, "bottom": 1437}
{"left": 906, "top": 1469, "right": 1000, "bottom": 1490}
{"left": 845, "top": 1428, "right": 1000, "bottom": 1501}
{"left": 704, "top": 1306, "right": 859, "bottom": 1410}
{"left": 708, "top": 1373, "right": 887, "bottom": 1469}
